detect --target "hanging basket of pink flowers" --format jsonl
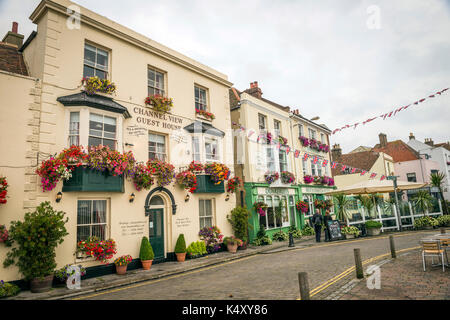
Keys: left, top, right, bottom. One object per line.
{"left": 295, "top": 200, "right": 309, "bottom": 214}
{"left": 254, "top": 202, "right": 268, "bottom": 216}
{"left": 175, "top": 170, "right": 198, "bottom": 193}
{"left": 280, "top": 171, "right": 295, "bottom": 184}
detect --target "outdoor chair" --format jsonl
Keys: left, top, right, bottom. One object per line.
{"left": 440, "top": 238, "right": 450, "bottom": 263}
{"left": 420, "top": 240, "right": 448, "bottom": 272}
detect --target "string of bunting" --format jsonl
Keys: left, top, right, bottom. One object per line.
{"left": 331, "top": 87, "right": 449, "bottom": 135}
{"left": 231, "top": 122, "right": 389, "bottom": 181}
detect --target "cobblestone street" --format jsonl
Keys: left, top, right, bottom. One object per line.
{"left": 71, "top": 230, "right": 445, "bottom": 300}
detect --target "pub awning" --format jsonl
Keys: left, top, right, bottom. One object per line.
{"left": 57, "top": 91, "right": 131, "bottom": 118}
{"left": 183, "top": 120, "right": 225, "bottom": 137}
{"left": 324, "top": 179, "right": 428, "bottom": 195}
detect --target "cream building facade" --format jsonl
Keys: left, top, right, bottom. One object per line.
{"left": 0, "top": 0, "right": 236, "bottom": 282}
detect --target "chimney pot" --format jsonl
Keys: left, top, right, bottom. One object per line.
{"left": 379, "top": 133, "right": 388, "bottom": 148}
{"left": 12, "top": 22, "right": 18, "bottom": 34}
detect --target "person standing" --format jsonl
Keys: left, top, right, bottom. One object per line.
{"left": 312, "top": 208, "right": 323, "bottom": 243}
{"left": 323, "top": 210, "right": 332, "bottom": 242}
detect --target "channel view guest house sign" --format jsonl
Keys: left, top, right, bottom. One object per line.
{"left": 133, "top": 106, "right": 184, "bottom": 131}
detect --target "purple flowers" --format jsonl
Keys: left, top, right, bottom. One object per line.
{"left": 198, "top": 226, "right": 223, "bottom": 253}
{"left": 281, "top": 171, "right": 295, "bottom": 184}
{"left": 264, "top": 172, "right": 279, "bottom": 184}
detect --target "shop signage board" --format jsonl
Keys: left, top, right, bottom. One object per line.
{"left": 327, "top": 220, "right": 344, "bottom": 241}
{"left": 302, "top": 187, "right": 330, "bottom": 194}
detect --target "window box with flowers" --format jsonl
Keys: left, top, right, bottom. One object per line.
{"left": 195, "top": 108, "right": 215, "bottom": 121}
{"left": 303, "top": 175, "right": 314, "bottom": 184}
{"left": 296, "top": 200, "right": 309, "bottom": 214}
{"left": 299, "top": 136, "right": 310, "bottom": 147}
{"left": 82, "top": 76, "right": 116, "bottom": 96}
{"left": 76, "top": 236, "right": 117, "bottom": 263}
{"left": 175, "top": 170, "right": 198, "bottom": 193}
{"left": 145, "top": 94, "right": 173, "bottom": 113}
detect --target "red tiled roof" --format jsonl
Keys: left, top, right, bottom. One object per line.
{"left": 373, "top": 140, "right": 420, "bottom": 162}
{"left": 331, "top": 151, "right": 380, "bottom": 176}
{"left": 434, "top": 142, "right": 450, "bottom": 152}
{"left": 0, "top": 42, "right": 28, "bottom": 76}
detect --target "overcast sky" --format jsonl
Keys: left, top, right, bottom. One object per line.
{"left": 1, "top": 0, "right": 449, "bottom": 153}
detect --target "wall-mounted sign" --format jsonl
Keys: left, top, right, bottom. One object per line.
{"left": 126, "top": 125, "right": 147, "bottom": 137}
{"left": 175, "top": 217, "right": 192, "bottom": 228}
{"left": 119, "top": 220, "right": 146, "bottom": 237}
{"left": 133, "top": 106, "right": 184, "bottom": 131}
{"left": 302, "top": 187, "right": 330, "bottom": 194}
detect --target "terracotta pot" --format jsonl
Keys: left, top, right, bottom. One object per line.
{"left": 116, "top": 265, "right": 127, "bottom": 275}
{"left": 141, "top": 260, "right": 153, "bottom": 270}
{"left": 227, "top": 243, "right": 238, "bottom": 253}
{"left": 30, "top": 274, "right": 54, "bottom": 293}
{"left": 176, "top": 252, "right": 186, "bottom": 262}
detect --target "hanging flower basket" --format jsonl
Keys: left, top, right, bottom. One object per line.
{"left": 226, "top": 176, "right": 242, "bottom": 193}
{"left": 147, "top": 159, "right": 175, "bottom": 187}
{"left": 264, "top": 172, "right": 279, "bottom": 184}
{"left": 295, "top": 200, "right": 309, "bottom": 214}
{"left": 254, "top": 202, "right": 268, "bottom": 216}
{"left": 278, "top": 136, "right": 288, "bottom": 146}
{"left": 131, "top": 163, "right": 155, "bottom": 191}
{"left": 76, "top": 236, "right": 117, "bottom": 264}
{"left": 175, "top": 170, "right": 198, "bottom": 193}
{"left": 204, "top": 163, "right": 230, "bottom": 185}
{"left": 299, "top": 136, "right": 310, "bottom": 147}
{"left": 82, "top": 76, "right": 116, "bottom": 95}
{"left": 303, "top": 175, "right": 314, "bottom": 184}
{"left": 280, "top": 171, "right": 295, "bottom": 184}
{"left": 145, "top": 94, "right": 173, "bottom": 113}
{"left": 0, "top": 177, "right": 8, "bottom": 205}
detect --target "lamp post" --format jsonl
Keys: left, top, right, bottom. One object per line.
{"left": 387, "top": 175, "right": 402, "bottom": 231}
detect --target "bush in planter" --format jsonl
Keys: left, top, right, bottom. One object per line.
{"left": 227, "top": 207, "right": 251, "bottom": 245}
{"left": 139, "top": 236, "right": 154, "bottom": 270}
{"left": 341, "top": 226, "right": 360, "bottom": 237}
{"left": 413, "top": 216, "right": 439, "bottom": 229}
{"left": 223, "top": 236, "right": 243, "bottom": 246}
{"left": 0, "top": 280, "right": 20, "bottom": 298}
{"left": 252, "top": 225, "right": 272, "bottom": 246}
{"left": 288, "top": 226, "right": 303, "bottom": 238}
{"left": 3, "top": 202, "right": 68, "bottom": 290}
{"left": 301, "top": 226, "right": 315, "bottom": 236}
{"left": 365, "top": 221, "right": 382, "bottom": 229}
{"left": 272, "top": 230, "right": 288, "bottom": 241}
{"left": 186, "top": 241, "right": 208, "bottom": 259}
{"left": 175, "top": 234, "right": 186, "bottom": 253}
{"left": 436, "top": 215, "right": 450, "bottom": 227}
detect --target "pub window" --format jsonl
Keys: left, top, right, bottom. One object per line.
{"left": 302, "top": 159, "right": 308, "bottom": 176}
{"left": 89, "top": 113, "right": 117, "bottom": 150}
{"left": 299, "top": 124, "right": 304, "bottom": 137}
{"left": 195, "top": 85, "right": 208, "bottom": 111}
{"left": 310, "top": 160, "right": 317, "bottom": 176}
{"left": 69, "top": 111, "right": 80, "bottom": 146}
{"left": 199, "top": 199, "right": 214, "bottom": 229}
{"left": 148, "top": 67, "right": 165, "bottom": 96}
{"left": 83, "top": 43, "right": 109, "bottom": 79}
{"left": 77, "top": 200, "right": 107, "bottom": 243}
{"left": 149, "top": 133, "right": 166, "bottom": 161}
{"left": 317, "top": 161, "right": 322, "bottom": 176}
{"left": 320, "top": 133, "right": 325, "bottom": 144}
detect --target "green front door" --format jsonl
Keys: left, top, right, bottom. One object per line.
{"left": 149, "top": 208, "right": 164, "bottom": 260}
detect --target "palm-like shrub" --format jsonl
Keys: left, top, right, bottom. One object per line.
{"left": 430, "top": 171, "right": 448, "bottom": 215}
{"left": 412, "top": 190, "right": 434, "bottom": 214}
{"left": 332, "top": 193, "right": 351, "bottom": 222}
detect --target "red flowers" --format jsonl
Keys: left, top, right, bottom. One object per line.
{"left": 175, "top": 170, "right": 198, "bottom": 193}
{"left": 77, "top": 236, "right": 117, "bottom": 264}
{"left": 226, "top": 176, "right": 242, "bottom": 193}
{"left": 0, "top": 177, "right": 8, "bottom": 204}
{"left": 195, "top": 108, "right": 215, "bottom": 121}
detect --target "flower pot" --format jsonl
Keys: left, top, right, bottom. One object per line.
{"left": 176, "top": 252, "right": 186, "bottom": 262}
{"left": 238, "top": 242, "right": 248, "bottom": 250}
{"left": 141, "top": 260, "right": 153, "bottom": 270}
{"left": 366, "top": 227, "right": 381, "bottom": 236}
{"left": 227, "top": 243, "right": 238, "bottom": 253}
{"left": 30, "top": 274, "right": 54, "bottom": 293}
{"left": 116, "top": 265, "right": 127, "bottom": 275}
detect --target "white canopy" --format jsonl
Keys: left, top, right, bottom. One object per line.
{"left": 325, "top": 179, "right": 428, "bottom": 195}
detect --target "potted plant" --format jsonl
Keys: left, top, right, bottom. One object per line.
{"left": 114, "top": 255, "right": 133, "bottom": 275}
{"left": 139, "top": 236, "right": 154, "bottom": 270}
{"left": 413, "top": 216, "right": 439, "bottom": 230}
{"left": 198, "top": 226, "right": 224, "bottom": 253}
{"left": 54, "top": 264, "right": 86, "bottom": 287}
{"left": 365, "top": 221, "right": 382, "bottom": 236}
{"left": 3, "top": 202, "right": 68, "bottom": 293}
{"left": 0, "top": 280, "right": 20, "bottom": 299}
{"left": 174, "top": 234, "right": 187, "bottom": 262}
{"left": 227, "top": 207, "right": 251, "bottom": 250}
{"left": 341, "top": 226, "right": 360, "bottom": 239}
{"left": 186, "top": 241, "right": 208, "bottom": 259}
{"left": 223, "top": 236, "right": 243, "bottom": 253}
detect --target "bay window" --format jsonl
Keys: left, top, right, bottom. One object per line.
{"left": 89, "top": 113, "right": 117, "bottom": 150}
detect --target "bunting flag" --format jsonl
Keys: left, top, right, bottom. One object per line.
{"left": 248, "top": 130, "right": 255, "bottom": 138}
{"left": 331, "top": 87, "right": 449, "bottom": 135}
{"left": 380, "top": 175, "right": 386, "bottom": 181}
{"left": 341, "top": 165, "right": 347, "bottom": 172}
{"left": 303, "top": 153, "right": 310, "bottom": 161}
{"left": 351, "top": 167, "right": 357, "bottom": 174}
{"left": 322, "top": 159, "right": 328, "bottom": 167}
{"left": 294, "top": 150, "right": 300, "bottom": 158}
{"left": 286, "top": 146, "right": 291, "bottom": 154}
{"left": 313, "top": 156, "right": 319, "bottom": 164}
{"left": 331, "top": 162, "right": 338, "bottom": 169}
{"left": 370, "top": 173, "right": 377, "bottom": 179}
{"left": 360, "top": 170, "right": 367, "bottom": 176}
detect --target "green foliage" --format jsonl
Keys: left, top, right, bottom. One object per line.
{"left": 272, "top": 230, "right": 288, "bottom": 241}
{"left": 252, "top": 224, "right": 272, "bottom": 246}
{"left": 139, "top": 236, "right": 154, "bottom": 261}
{"left": 357, "top": 195, "right": 376, "bottom": 218}
{"left": 412, "top": 190, "right": 435, "bottom": 213}
{"left": 223, "top": 236, "right": 243, "bottom": 246}
{"left": 437, "top": 214, "right": 450, "bottom": 227}
{"left": 256, "top": 224, "right": 267, "bottom": 239}
{"left": 186, "top": 241, "right": 208, "bottom": 258}
{"left": 430, "top": 171, "right": 448, "bottom": 214}
{"left": 288, "top": 226, "right": 302, "bottom": 238}
{"left": 301, "top": 226, "right": 315, "bottom": 236}
{"left": 341, "top": 226, "right": 360, "bottom": 236}
{"left": 414, "top": 216, "right": 439, "bottom": 229}
{"left": 3, "top": 202, "right": 68, "bottom": 280}
{"left": 332, "top": 193, "right": 351, "bottom": 222}
{"left": 365, "top": 220, "right": 382, "bottom": 229}
{"left": 174, "top": 234, "right": 186, "bottom": 253}
{"left": 227, "top": 206, "right": 251, "bottom": 243}
{"left": 0, "top": 281, "right": 20, "bottom": 298}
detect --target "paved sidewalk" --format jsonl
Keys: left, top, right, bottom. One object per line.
{"left": 9, "top": 236, "right": 316, "bottom": 300}
{"left": 328, "top": 249, "right": 449, "bottom": 300}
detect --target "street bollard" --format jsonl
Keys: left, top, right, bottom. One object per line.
{"left": 288, "top": 233, "right": 295, "bottom": 247}
{"left": 354, "top": 248, "right": 364, "bottom": 279}
{"left": 389, "top": 235, "right": 396, "bottom": 259}
{"left": 298, "top": 272, "right": 310, "bottom": 300}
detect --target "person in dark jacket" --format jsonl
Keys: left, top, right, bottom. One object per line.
{"left": 312, "top": 209, "right": 323, "bottom": 242}
{"left": 323, "top": 210, "right": 332, "bottom": 242}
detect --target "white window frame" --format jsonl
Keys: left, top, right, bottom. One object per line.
{"left": 83, "top": 42, "right": 110, "bottom": 80}
{"left": 88, "top": 113, "right": 118, "bottom": 151}
{"left": 148, "top": 132, "right": 167, "bottom": 161}
{"left": 195, "top": 85, "right": 208, "bottom": 111}
{"left": 191, "top": 134, "right": 222, "bottom": 163}
{"left": 65, "top": 107, "right": 123, "bottom": 153}
{"left": 199, "top": 199, "right": 215, "bottom": 229}
{"left": 308, "top": 128, "right": 316, "bottom": 140}
{"left": 257, "top": 194, "right": 291, "bottom": 230}
{"left": 299, "top": 124, "right": 304, "bottom": 137}
{"left": 148, "top": 66, "right": 166, "bottom": 97}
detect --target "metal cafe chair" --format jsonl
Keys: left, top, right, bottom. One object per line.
{"left": 420, "top": 240, "right": 448, "bottom": 272}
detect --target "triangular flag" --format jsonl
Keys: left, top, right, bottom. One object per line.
{"left": 380, "top": 175, "right": 386, "bottom": 181}
{"left": 360, "top": 170, "right": 367, "bottom": 176}
{"left": 351, "top": 168, "right": 357, "bottom": 174}
{"left": 303, "top": 153, "right": 310, "bottom": 161}
{"left": 313, "top": 156, "right": 318, "bottom": 164}
{"left": 370, "top": 173, "right": 377, "bottom": 179}
{"left": 294, "top": 150, "right": 300, "bottom": 158}
{"left": 286, "top": 147, "right": 291, "bottom": 154}
{"left": 322, "top": 159, "right": 328, "bottom": 167}
{"left": 331, "top": 162, "right": 338, "bottom": 169}
{"left": 341, "top": 165, "right": 347, "bottom": 172}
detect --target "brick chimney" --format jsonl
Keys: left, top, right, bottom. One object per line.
{"left": 424, "top": 138, "right": 434, "bottom": 147}
{"left": 2, "top": 22, "right": 24, "bottom": 48}
{"left": 331, "top": 144, "right": 342, "bottom": 160}
{"left": 379, "top": 133, "right": 388, "bottom": 148}
{"left": 409, "top": 132, "right": 415, "bottom": 140}
{"left": 245, "top": 81, "right": 263, "bottom": 99}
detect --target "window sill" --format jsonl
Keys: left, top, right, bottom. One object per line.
{"left": 195, "top": 114, "right": 213, "bottom": 122}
